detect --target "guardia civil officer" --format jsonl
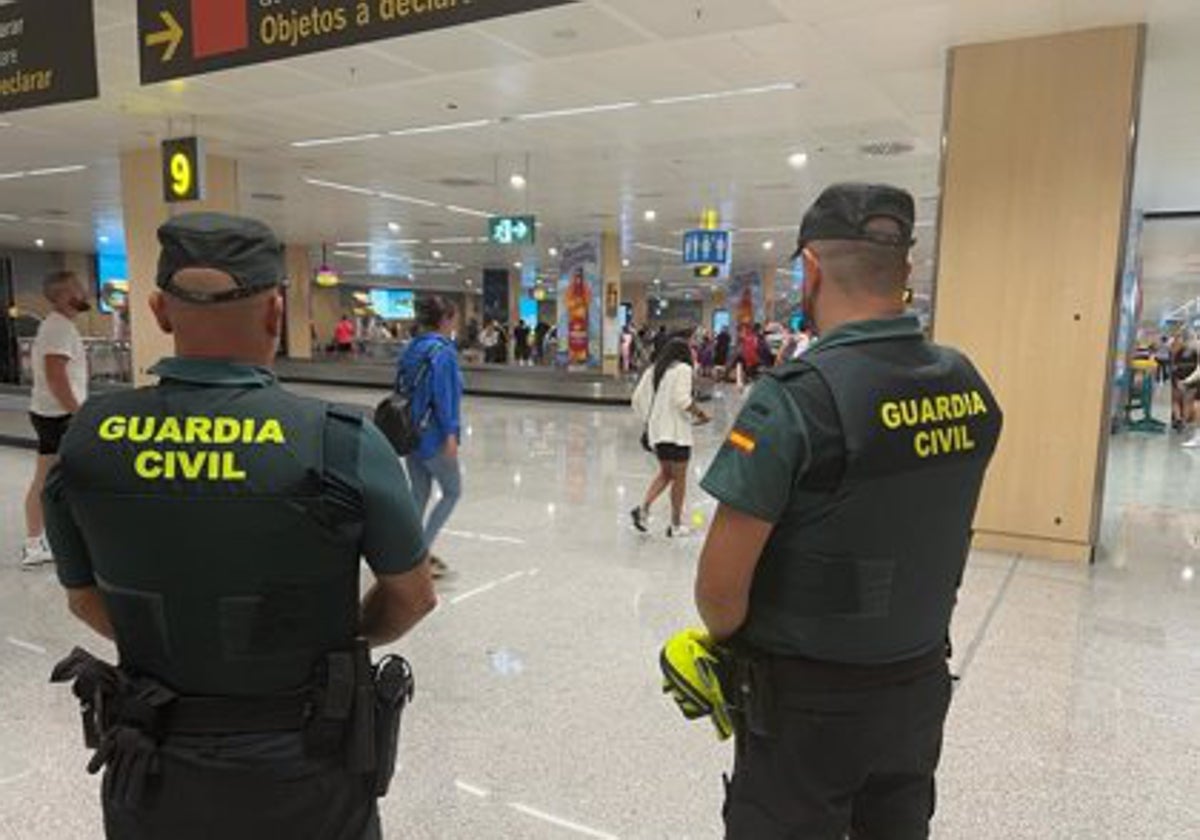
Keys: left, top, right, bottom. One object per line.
{"left": 695, "top": 184, "right": 1003, "bottom": 839}
{"left": 43, "top": 213, "right": 438, "bottom": 840}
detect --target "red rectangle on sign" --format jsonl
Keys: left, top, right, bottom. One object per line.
{"left": 191, "top": 0, "right": 248, "bottom": 59}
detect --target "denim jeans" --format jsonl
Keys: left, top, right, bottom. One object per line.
{"left": 405, "top": 452, "right": 462, "bottom": 550}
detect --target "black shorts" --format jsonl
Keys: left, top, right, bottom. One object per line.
{"left": 655, "top": 443, "right": 692, "bottom": 463}
{"left": 29, "top": 413, "right": 71, "bottom": 456}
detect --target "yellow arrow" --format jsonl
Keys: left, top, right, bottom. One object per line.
{"left": 145, "top": 10, "right": 183, "bottom": 63}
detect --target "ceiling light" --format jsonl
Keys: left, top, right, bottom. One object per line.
{"left": 34, "top": 238, "right": 45, "bottom": 249}
{"left": 387, "top": 222, "right": 401, "bottom": 234}
{"left": 0, "top": 213, "right": 19, "bottom": 222}
{"left": 335, "top": 241, "right": 372, "bottom": 248}
{"left": 0, "top": 171, "right": 24, "bottom": 181}
{"left": 514, "top": 261, "right": 523, "bottom": 269}
{"left": 510, "top": 174, "right": 527, "bottom": 190}
{"left": 548, "top": 247, "right": 559, "bottom": 257}
{"left": 389, "top": 119, "right": 493, "bottom": 138}
{"left": 653, "top": 277, "right": 662, "bottom": 285}
{"left": 644, "top": 210, "right": 657, "bottom": 222}
{"left": 333, "top": 251, "right": 369, "bottom": 260}
{"left": 290, "top": 133, "right": 381, "bottom": 149}
{"left": 432, "top": 250, "right": 443, "bottom": 259}
{"left": 378, "top": 192, "right": 439, "bottom": 208}
{"left": 763, "top": 240, "right": 775, "bottom": 251}
{"left": 445, "top": 205, "right": 492, "bottom": 218}
{"left": 622, "top": 259, "right": 630, "bottom": 268}
{"left": 430, "top": 237, "right": 477, "bottom": 245}
{"left": 27, "top": 164, "right": 88, "bottom": 177}
{"left": 788, "top": 151, "right": 809, "bottom": 170}
{"left": 634, "top": 242, "right": 679, "bottom": 256}
{"left": 98, "top": 235, "right": 110, "bottom": 244}
{"left": 516, "top": 101, "right": 638, "bottom": 121}
{"left": 303, "top": 177, "right": 375, "bottom": 196}
{"left": 651, "top": 82, "right": 800, "bottom": 107}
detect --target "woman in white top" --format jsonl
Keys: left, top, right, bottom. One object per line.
{"left": 631, "top": 339, "right": 710, "bottom": 537}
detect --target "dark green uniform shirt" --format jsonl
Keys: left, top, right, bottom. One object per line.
{"left": 703, "top": 316, "right": 925, "bottom": 521}
{"left": 47, "top": 358, "right": 428, "bottom": 590}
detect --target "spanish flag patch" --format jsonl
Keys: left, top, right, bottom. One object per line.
{"left": 728, "top": 429, "right": 757, "bottom": 454}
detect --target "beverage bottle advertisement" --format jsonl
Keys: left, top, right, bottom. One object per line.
{"left": 557, "top": 238, "right": 601, "bottom": 368}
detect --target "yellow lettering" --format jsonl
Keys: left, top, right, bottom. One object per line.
{"left": 222, "top": 451, "right": 247, "bottom": 481}
{"left": 899, "top": 400, "right": 918, "bottom": 427}
{"left": 213, "top": 417, "right": 241, "bottom": 445}
{"left": 208, "top": 451, "right": 222, "bottom": 480}
{"left": 127, "top": 417, "right": 154, "bottom": 443}
{"left": 920, "top": 398, "right": 938, "bottom": 425}
{"left": 175, "top": 450, "right": 205, "bottom": 480}
{"left": 155, "top": 416, "right": 183, "bottom": 444}
{"left": 914, "top": 431, "right": 932, "bottom": 459}
{"left": 357, "top": 1, "right": 371, "bottom": 25}
{"left": 256, "top": 419, "right": 286, "bottom": 445}
{"left": 880, "top": 403, "right": 902, "bottom": 431}
{"left": 971, "top": 391, "right": 988, "bottom": 415}
{"left": 134, "top": 450, "right": 163, "bottom": 479}
{"left": 185, "top": 416, "right": 213, "bottom": 444}
{"left": 934, "top": 426, "right": 955, "bottom": 455}
{"left": 960, "top": 425, "right": 976, "bottom": 451}
{"left": 950, "top": 393, "right": 967, "bottom": 419}
{"left": 99, "top": 416, "right": 126, "bottom": 441}
{"left": 935, "top": 395, "right": 951, "bottom": 422}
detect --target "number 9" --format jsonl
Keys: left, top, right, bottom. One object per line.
{"left": 171, "top": 153, "right": 192, "bottom": 197}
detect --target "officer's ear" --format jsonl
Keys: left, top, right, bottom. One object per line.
{"left": 802, "top": 248, "right": 823, "bottom": 297}
{"left": 264, "top": 292, "right": 284, "bottom": 339}
{"left": 149, "top": 291, "right": 174, "bottom": 335}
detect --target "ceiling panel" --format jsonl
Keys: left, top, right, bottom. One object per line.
{"left": 600, "top": 0, "right": 788, "bottom": 39}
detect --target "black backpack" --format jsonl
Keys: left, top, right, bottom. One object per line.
{"left": 374, "top": 349, "right": 439, "bottom": 457}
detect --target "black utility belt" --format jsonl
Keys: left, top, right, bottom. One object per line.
{"left": 758, "top": 645, "right": 948, "bottom": 694}
{"left": 165, "top": 692, "right": 312, "bottom": 736}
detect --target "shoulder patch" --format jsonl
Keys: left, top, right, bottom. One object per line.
{"left": 728, "top": 429, "right": 757, "bottom": 454}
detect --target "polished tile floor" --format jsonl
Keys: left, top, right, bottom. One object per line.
{"left": 0, "top": 382, "right": 1197, "bottom": 839}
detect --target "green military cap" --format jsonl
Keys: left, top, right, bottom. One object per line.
{"left": 791, "top": 183, "right": 917, "bottom": 260}
{"left": 156, "top": 212, "right": 285, "bottom": 304}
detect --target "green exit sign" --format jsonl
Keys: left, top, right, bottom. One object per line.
{"left": 489, "top": 215, "right": 537, "bottom": 246}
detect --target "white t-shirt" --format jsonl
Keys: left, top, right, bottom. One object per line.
{"left": 632, "top": 363, "right": 696, "bottom": 448}
{"left": 31, "top": 311, "right": 87, "bottom": 417}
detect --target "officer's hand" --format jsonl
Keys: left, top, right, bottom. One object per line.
{"left": 444, "top": 437, "right": 460, "bottom": 459}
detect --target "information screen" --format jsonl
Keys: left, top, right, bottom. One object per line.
{"left": 369, "top": 289, "right": 415, "bottom": 320}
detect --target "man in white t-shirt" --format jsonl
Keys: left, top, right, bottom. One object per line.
{"left": 21, "top": 271, "right": 90, "bottom": 568}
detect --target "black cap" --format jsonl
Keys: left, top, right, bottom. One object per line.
{"left": 791, "top": 183, "right": 917, "bottom": 260}
{"left": 156, "top": 212, "right": 284, "bottom": 304}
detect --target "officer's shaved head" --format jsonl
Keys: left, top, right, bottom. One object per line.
{"left": 810, "top": 218, "right": 911, "bottom": 298}
{"left": 151, "top": 268, "right": 283, "bottom": 365}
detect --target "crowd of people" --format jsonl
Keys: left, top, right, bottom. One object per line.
{"left": 1153, "top": 331, "right": 1200, "bottom": 447}
{"left": 620, "top": 320, "right": 813, "bottom": 384}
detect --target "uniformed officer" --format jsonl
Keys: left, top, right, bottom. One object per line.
{"left": 694, "top": 184, "right": 1003, "bottom": 839}
{"left": 43, "top": 212, "right": 438, "bottom": 840}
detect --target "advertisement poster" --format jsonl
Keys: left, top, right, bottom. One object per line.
{"left": 558, "top": 237, "right": 601, "bottom": 367}
{"left": 727, "top": 270, "right": 763, "bottom": 327}
{"left": 1111, "top": 210, "right": 1145, "bottom": 428}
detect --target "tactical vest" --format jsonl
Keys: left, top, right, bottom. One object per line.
{"left": 744, "top": 336, "right": 1003, "bottom": 665}
{"left": 57, "top": 382, "right": 366, "bottom": 697}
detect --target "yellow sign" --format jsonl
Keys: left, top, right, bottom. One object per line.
{"left": 145, "top": 11, "right": 184, "bottom": 63}
{"left": 161, "top": 137, "right": 203, "bottom": 203}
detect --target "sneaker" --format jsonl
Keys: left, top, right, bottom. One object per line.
{"left": 666, "top": 525, "right": 693, "bottom": 539}
{"left": 630, "top": 507, "right": 649, "bottom": 534}
{"left": 428, "top": 556, "right": 453, "bottom": 580}
{"left": 1183, "top": 434, "right": 1200, "bottom": 450}
{"left": 19, "top": 538, "right": 53, "bottom": 570}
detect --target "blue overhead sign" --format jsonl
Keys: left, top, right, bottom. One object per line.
{"left": 683, "top": 229, "right": 732, "bottom": 266}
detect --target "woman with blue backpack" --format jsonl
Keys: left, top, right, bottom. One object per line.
{"left": 396, "top": 296, "right": 464, "bottom": 579}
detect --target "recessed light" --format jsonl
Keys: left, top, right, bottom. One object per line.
{"left": 514, "top": 261, "right": 523, "bottom": 269}
{"left": 290, "top": 133, "right": 382, "bottom": 149}
{"left": 548, "top": 247, "right": 559, "bottom": 258}
{"left": 510, "top": 173, "right": 527, "bottom": 190}
{"left": 622, "top": 258, "right": 630, "bottom": 268}
{"left": 387, "top": 222, "right": 401, "bottom": 233}
{"left": 99, "top": 235, "right": 110, "bottom": 245}
{"left": 35, "top": 238, "right": 45, "bottom": 248}
{"left": 644, "top": 210, "right": 657, "bottom": 222}
{"left": 432, "top": 250, "right": 443, "bottom": 259}
{"left": 763, "top": 240, "right": 775, "bottom": 251}
{"left": 788, "top": 151, "right": 809, "bottom": 170}
{"left": 653, "top": 277, "right": 661, "bottom": 285}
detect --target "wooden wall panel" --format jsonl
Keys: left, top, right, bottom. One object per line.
{"left": 934, "top": 26, "right": 1144, "bottom": 561}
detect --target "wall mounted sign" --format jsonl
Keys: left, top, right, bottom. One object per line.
{"left": 138, "top": 0, "right": 577, "bottom": 84}
{"left": 0, "top": 0, "right": 99, "bottom": 113}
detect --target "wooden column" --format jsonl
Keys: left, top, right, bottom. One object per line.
{"left": 934, "top": 26, "right": 1145, "bottom": 562}
{"left": 284, "top": 244, "right": 313, "bottom": 360}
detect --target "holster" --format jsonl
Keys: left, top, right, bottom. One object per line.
{"left": 306, "top": 640, "right": 376, "bottom": 776}
{"left": 50, "top": 648, "right": 178, "bottom": 809}
{"left": 371, "top": 655, "right": 415, "bottom": 798}
{"left": 718, "top": 646, "right": 778, "bottom": 739}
